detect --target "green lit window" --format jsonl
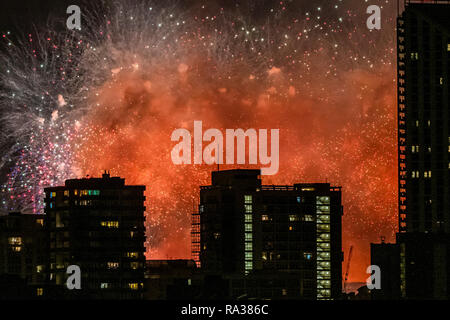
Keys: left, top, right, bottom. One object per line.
{"left": 244, "top": 195, "right": 252, "bottom": 204}
{"left": 245, "top": 233, "right": 252, "bottom": 241}
{"left": 245, "top": 252, "right": 253, "bottom": 260}
{"left": 245, "top": 205, "right": 252, "bottom": 213}
{"left": 245, "top": 224, "right": 252, "bottom": 232}
{"left": 245, "top": 214, "right": 252, "bottom": 223}
{"left": 245, "top": 243, "right": 252, "bottom": 251}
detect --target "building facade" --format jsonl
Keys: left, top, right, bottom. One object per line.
{"left": 192, "top": 169, "right": 343, "bottom": 300}
{"left": 43, "top": 172, "right": 146, "bottom": 299}
{"left": 397, "top": 0, "right": 450, "bottom": 299}
{"left": 0, "top": 212, "right": 47, "bottom": 298}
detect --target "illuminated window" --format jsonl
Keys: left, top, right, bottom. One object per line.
{"left": 245, "top": 242, "right": 252, "bottom": 251}
{"left": 128, "top": 283, "right": 139, "bottom": 290}
{"left": 289, "top": 226, "right": 293, "bottom": 231}
{"left": 303, "top": 214, "right": 314, "bottom": 222}
{"left": 245, "top": 233, "right": 252, "bottom": 241}
{"left": 213, "top": 232, "right": 221, "bottom": 239}
{"left": 101, "top": 221, "right": 119, "bottom": 228}
{"left": 36, "top": 288, "right": 43, "bottom": 296}
{"left": 36, "top": 219, "right": 44, "bottom": 226}
{"left": 245, "top": 205, "right": 252, "bottom": 213}
{"left": 245, "top": 252, "right": 253, "bottom": 260}
{"left": 244, "top": 195, "right": 252, "bottom": 204}
{"left": 302, "top": 187, "right": 315, "bottom": 191}
{"left": 100, "top": 283, "right": 110, "bottom": 289}
{"left": 107, "top": 262, "right": 119, "bottom": 269}
{"left": 289, "top": 214, "right": 299, "bottom": 221}
{"left": 262, "top": 214, "right": 269, "bottom": 221}
{"left": 411, "top": 52, "right": 419, "bottom": 60}
{"left": 296, "top": 196, "right": 301, "bottom": 203}
{"left": 244, "top": 261, "right": 253, "bottom": 270}
{"left": 245, "top": 214, "right": 252, "bottom": 223}
{"left": 127, "top": 252, "right": 139, "bottom": 258}
{"left": 447, "top": 43, "right": 450, "bottom": 51}
{"left": 50, "top": 192, "right": 56, "bottom": 198}
{"left": 64, "top": 190, "right": 69, "bottom": 197}
{"left": 36, "top": 265, "right": 44, "bottom": 273}
{"left": 415, "top": 120, "right": 419, "bottom": 127}
{"left": 74, "top": 190, "right": 78, "bottom": 196}
{"left": 8, "top": 237, "right": 22, "bottom": 245}
{"left": 262, "top": 251, "right": 267, "bottom": 260}
{"left": 245, "top": 224, "right": 252, "bottom": 232}
{"left": 304, "top": 252, "right": 312, "bottom": 260}
{"left": 130, "top": 262, "right": 140, "bottom": 269}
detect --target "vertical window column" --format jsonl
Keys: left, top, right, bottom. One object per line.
{"left": 316, "top": 196, "right": 331, "bottom": 300}
{"left": 244, "top": 195, "right": 253, "bottom": 275}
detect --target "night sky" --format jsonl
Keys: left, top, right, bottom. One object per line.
{"left": 0, "top": 0, "right": 399, "bottom": 282}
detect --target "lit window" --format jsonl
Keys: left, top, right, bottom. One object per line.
{"left": 282, "top": 289, "right": 287, "bottom": 296}
{"left": 289, "top": 226, "right": 293, "bottom": 231}
{"left": 415, "top": 120, "right": 419, "bottom": 127}
{"left": 245, "top": 242, "right": 252, "bottom": 251}
{"left": 245, "top": 252, "right": 253, "bottom": 260}
{"left": 64, "top": 190, "right": 69, "bottom": 197}
{"left": 304, "top": 252, "right": 313, "bottom": 260}
{"left": 36, "top": 288, "right": 43, "bottom": 296}
{"left": 36, "top": 265, "right": 44, "bottom": 273}
{"left": 50, "top": 192, "right": 56, "bottom": 198}
{"left": 101, "top": 221, "right": 119, "bottom": 228}
{"left": 245, "top": 224, "right": 252, "bottom": 232}
{"left": 213, "top": 232, "right": 221, "bottom": 239}
{"left": 130, "top": 262, "right": 140, "bottom": 269}
{"left": 262, "top": 214, "right": 269, "bottom": 221}
{"left": 36, "top": 219, "right": 44, "bottom": 226}
{"left": 8, "top": 237, "right": 22, "bottom": 245}
{"left": 127, "top": 252, "right": 139, "bottom": 258}
{"left": 447, "top": 43, "right": 450, "bottom": 51}
{"left": 128, "top": 283, "right": 139, "bottom": 290}
{"left": 301, "top": 187, "right": 315, "bottom": 191}
{"left": 262, "top": 252, "right": 267, "bottom": 260}
{"left": 245, "top": 214, "right": 252, "bottom": 223}
{"left": 100, "top": 283, "right": 110, "bottom": 289}
{"left": 245, "top": 205, "right": 252, "bottom": 213}
{"left": 244, "top": 195, "right": 252, "bottom": 204}
{"left": 289, "top": 214, "right": 299, "bottom": 221}
{"left": 296, "top": 196, "right": 301, "bottom": 203}
{"left": 303, "top": 214, "right": 314, "bottom": 222}
{"left": 245, "top": 233, "right": 252, "bottom": 241}
{"left": 107, "top": 262, "right": 119, "bottom": 269}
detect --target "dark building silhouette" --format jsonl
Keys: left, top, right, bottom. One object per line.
{"left": 396, "top": 0, "right": 450, "bottom": 299}
{"left": 43, "top": 172, "right": 146, "bottom": 299}
{"left": 0, "top": 212, "right": 47, "bottom": 299}
{"left": 145, "top": 259, "right": 198, "bottom": 299}
{"left": 192, "top": 169, "right": 343, "bottom": 300}
{"left": 370, "top": 241, "right": 400, "bottom": 300}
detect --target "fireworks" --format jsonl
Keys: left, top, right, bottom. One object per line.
{"left": 0, "top": 0, "right": 397, "bottom": 281}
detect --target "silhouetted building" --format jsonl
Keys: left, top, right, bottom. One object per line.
{"left": 43, "top": 172, "right": 146, "bottom": 299}
{"left": 397, "top": 0, "right": 450, "bottom": 299}
{"left": 370, "top": 241, "right": 400, "bottom": 300}
{"left": 193, "top": 169, "right": 343, "bottom": 300}
{"left": 0, "top": 212, "right": 46, "bottom": 298}
{"left": 145, "top": 259, "right": 198, "bottom": 299}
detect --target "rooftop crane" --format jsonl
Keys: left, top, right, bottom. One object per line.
{"left": 343, "top": 245, "right": 353, "bottom": 293}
